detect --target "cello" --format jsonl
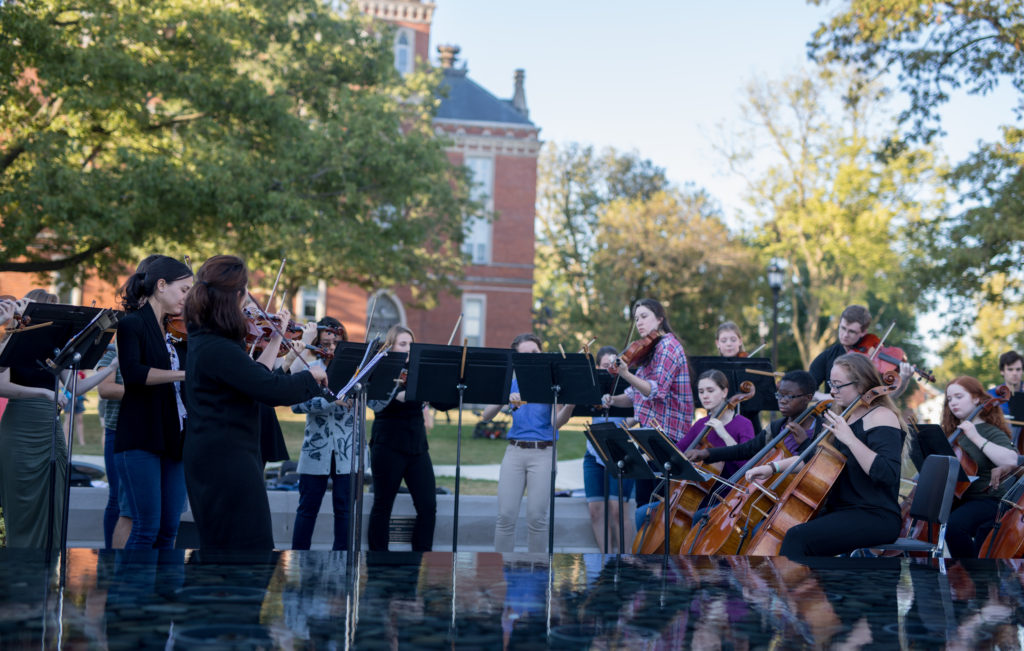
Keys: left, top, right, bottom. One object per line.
{"left": 681, "top": 399, "right": 834, "bottom": 555}
{"left": 979, "top": 466, "right": 1024, "bottom": 558}
{"left": 631, "top": 381, "right": 756, "bottom": 554}
{"left": 744, "top": 372, "right": 901, "bottom": 556}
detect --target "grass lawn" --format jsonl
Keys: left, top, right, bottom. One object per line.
{"left": 74, "top": 406, "right": 589, "bottom": 466}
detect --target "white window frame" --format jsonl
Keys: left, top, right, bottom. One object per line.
{"left": 461, "top": 293, "right": 487, "bottom": 348}
{"left": 462, "top": 155, "right": 494, "bottom": 264}
{"left": 394, "top": 27, "right": 414, "bottom": 75}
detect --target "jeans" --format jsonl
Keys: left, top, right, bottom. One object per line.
{"left": 368, "top": 444, "right": 436, "bottom": 551}
{"left": 582, "top": 452, "right": 634, "bottom": 502}
{"left": 103, "top": 428, "right": 120, "bottom": 549}
{"left": 116, "top": 449, "right": 186, "bottom": 550}
{"left": 495, "top": 444, "right": 553, "bottom": 553}
{"left": 292, "top": 460, "right": 352, "bottom": 550}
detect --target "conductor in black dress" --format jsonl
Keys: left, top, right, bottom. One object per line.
{"left": 182, "top": 255, "right": 329, "bottom": 550}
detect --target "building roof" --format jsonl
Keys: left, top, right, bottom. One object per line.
{"left": 436, "top": 68, "right": 535, "bottom": 127}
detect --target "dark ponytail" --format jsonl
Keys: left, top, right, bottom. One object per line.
{"left": 120, "top": 255, "right": 192, "bottom": 312}
{"left": 183, "top": 255, "right": 249, "bottom": 341}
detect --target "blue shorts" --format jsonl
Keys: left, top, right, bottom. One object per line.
{"left": 583, "top": 452, "right": 634, "bottom": 502}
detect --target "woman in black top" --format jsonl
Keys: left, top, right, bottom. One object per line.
{"left": 182, "top": 255, "right": 328, "bottom": 550}
{"left": 367, "top": 325, "right": 436, "bottom": 551}
{"left": 114, "top": 255, "right": 193, "bottom": 549}
{"left": 745, "top": 353, "right": 905, "bottom": 557}
{"left": 0, "top": 290, "right": 118, "bottom": 548}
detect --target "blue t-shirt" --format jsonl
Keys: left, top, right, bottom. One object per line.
{"left": 506, "top": 377, "right": 556, "bottom": 442}
{"left": 989, "top": 386, "right": 1018, "bottom": 417}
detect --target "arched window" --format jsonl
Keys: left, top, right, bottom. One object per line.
{"left": 394, "top": 28, "right": 413, "bottom": 75}
{"left": 367, "top": 290, "right": 405, "bottom": 340}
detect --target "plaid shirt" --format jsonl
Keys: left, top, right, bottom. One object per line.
{"left": 625, "top": 333, "right": 693, "bottom": 445}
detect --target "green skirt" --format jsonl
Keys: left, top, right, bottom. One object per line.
{"left": 0, "top": 398, "right": 66, "bottom": 548}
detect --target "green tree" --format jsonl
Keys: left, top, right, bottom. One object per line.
{"left": 0, "top": 0, "right": 473, "bottom": 303}
{"left": 533, "top": 144, "right": 670, "bottom": 346}
{"left": 725, "top": 67, "right": 943, "bottom": 369}
{"left": 808, "top": 0, "right": 1024, "bottom": 330}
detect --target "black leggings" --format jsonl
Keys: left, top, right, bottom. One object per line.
{"left": 780, "top": 508, "right": 901, "bottom": 558}
{"left": 945, "top": 497, "right": 999, "bottom": 558}
{"left": 368, "top": 444, "right": 436, "bottom": 551}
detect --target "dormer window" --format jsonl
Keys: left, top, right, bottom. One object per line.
{"left": 394, "top": 28, "right": 414, "bottom": 75}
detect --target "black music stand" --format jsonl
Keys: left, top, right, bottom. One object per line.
{"left": 0, "top": 303, "right": 118, "bottom": 560}
{"left": 687, "top": 356, "right": 779, "bottom": 415}
{"left": 406, "top": 343, "right": 512, "bottom": 551}
{"left": 326, "top": 340, "right": 397, "bottom": 554}
{"left": 627, "top": 427, "right": 708, "bottom": 561}
{"left": 911, "top": 424, "right": 971, "bottom": 483}
{"left": 513, "top": 352, "right": 603, "bottom": 554}
{"left": 586, "top": 422, "right": 655, "bottom": 554}
{"left": 572, "top": 368, "right": 634, "bottom": 419}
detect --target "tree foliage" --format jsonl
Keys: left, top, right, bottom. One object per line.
{"left": 534, "top": 143, "right": 761, "bottom": 354}
{"left": 726, "top": 67, "right": 942, "bottom": 368}
{"left": 808, "top": 0, "right": 1024, "bottom": 330}
{"left": 0, "top": 0, "right": 473, "bottom": 303}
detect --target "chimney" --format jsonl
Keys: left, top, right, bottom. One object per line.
{"left": 511, "top": 68, "right": 528, "bottom": 118}
{"left": 437, "top": 44, "right": 460, "bottom": 69}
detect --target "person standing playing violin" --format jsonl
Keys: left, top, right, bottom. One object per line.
{"left": 941, "top": 377, "right": 1018, "bottom": 557}
{"left": 290, "top": 316, "right": 355, "bottom": 550}
{"left": 746, "top": 353, "right": 905, "bottom": 557}
{"left": 114, "top": 255, "right": 193, "bottom": 550}
{"left": 809, "top": 305, "right": 872, "bottom": 400}
{"left": 601, "top": 298, "right": 693, "bottom": 507}
{"left": 367, "top": 325, "right": 438, "bottom": 551}
{"left": 182, "top": 255, "right": 329, "bottom": 550}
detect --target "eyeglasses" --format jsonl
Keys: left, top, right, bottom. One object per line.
{"left": 775, "top": 392, "right": 811, "bottom": 402}
{"left": 827, "top": 380, "right": 856, "bottom": 391}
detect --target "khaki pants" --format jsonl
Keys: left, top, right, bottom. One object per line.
{"left": 494, "top": 443, "right": 554, "bottom": 553}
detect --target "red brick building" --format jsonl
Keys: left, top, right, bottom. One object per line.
{"left": 1, "top": 1, "right": 540, "bottom": 349}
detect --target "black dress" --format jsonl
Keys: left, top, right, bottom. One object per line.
{"left": 182, "top": 326, "right": 322, "bottom": 550}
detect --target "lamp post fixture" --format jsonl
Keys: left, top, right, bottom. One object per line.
{"left": 767, "top": 261, "right": 785, "bottom": 371}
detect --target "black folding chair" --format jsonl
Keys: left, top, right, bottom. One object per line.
{"left": 858, "top": 455, "right": 959, "bottom": 558}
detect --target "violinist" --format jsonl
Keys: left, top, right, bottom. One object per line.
{"left": 809, "top": 305, "right": 872, "bottom": 400}
{"left": 746, "top": 353, "right": 905, "bottom": 557}
{"left": 687, "top": 371, "right": 819, "bottom": 467}
{"left": 113, "top": 255, "right": 193, "bottom": 549}
{"left": 367, "top": 325, "right": 439, "bottom": 552}
{"left": 990, "top": 350, "right": 1023, "bottom": 416}
{"left": 182, "top": 255, "right": 329, "bottom": 550}
{"left": 715, "top": 321, "right": 761, "bottom": 428}
{"left": 583, "top": 346, "right": 635, "bottom": 553}
{"left": 290, "top": 315, "right": 355, "bottom": 550}
{"left": 0, "top": 290, "right": 119, "bottom": 549}
{"left": 601, "top": 298, "right": 693, "bottom": 507}
{"left": 678, "top": 370, "right": 755, "bottom": 479}
{"left": 941, "top": 377, "right": 1017, "bottom": 557}
{"left": 480, "top": 333, "right": 575, "bottom": 553}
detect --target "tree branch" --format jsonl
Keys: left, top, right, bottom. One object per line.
{"left": 0, "top": 242, "right": 111, "bottom": 272}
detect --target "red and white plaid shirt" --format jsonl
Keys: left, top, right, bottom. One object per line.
{"left": 625, "top": 333, "right": 693, "bottom": 445}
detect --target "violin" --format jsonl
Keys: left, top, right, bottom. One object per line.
{"left": 851, "top": 332, "right": 935, "bottom": 383}
{"left": 165, "top": 315, "right": 188, "bottom": 344}
{"left": 610, "top": 329, "right": 664, "bottom": 375}
{"left": 242, "top": 307, "right": 304, "bottom": 357}
{"left": 305, "top": 344, "right": 334, "bottom": 361}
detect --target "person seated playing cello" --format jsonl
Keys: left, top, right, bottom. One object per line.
{"left": 745, "top": 353, "right": 906, "bottom": 557}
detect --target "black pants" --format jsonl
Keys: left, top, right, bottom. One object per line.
{"left": 945, "top": 497, "right": 999, "bottom": 558}
{"left": 780, "top": 508, "right": 901, "bottom": 558}
{"left": 368, "top": 444, "right": 436, "bottom": 551}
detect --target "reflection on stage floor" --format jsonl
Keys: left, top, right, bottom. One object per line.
{"left": 0, "top": 549, "right": 1022, "bottom": 649}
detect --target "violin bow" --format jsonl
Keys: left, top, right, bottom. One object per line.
{"left": 364, "top": 292, "right": 380, "bottom": 344}
{"left": 183, "top": 255, "right": 193, "bottom": 273}
{"left": 446, "top": 313, "right": 463, "bottom": 347}
{"left": 746, "top": 342, "right": 767, "bottom": 357}
{"left": 248, "top": 258, "right": 287, "bottom": 356}
{"left": 870, "top": 321, "right": 897, "bottom": 360}
{"left": 607, "top": 318, "right": 638, "bottom": 411}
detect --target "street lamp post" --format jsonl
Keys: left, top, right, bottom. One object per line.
{"left": 767, "top": 261, "right": 785, "bottom": 371}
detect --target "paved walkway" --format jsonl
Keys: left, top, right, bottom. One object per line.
{"left": 74, "top": 455, "right": 587, "bottom": 492}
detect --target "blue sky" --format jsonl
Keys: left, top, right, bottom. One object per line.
{"left": 429, "top": 0, "right": 1018, "bottom": 224}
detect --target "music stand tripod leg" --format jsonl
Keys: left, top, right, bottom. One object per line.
{"left": 663, "top": 462, "right": 672, "bottom": 562}
{"left": 547, "top": 386, "right": 561, "bottom": 556}
{"left": 452, "top": 383, "right": 467, "bottom": 552}
{"left": 603, "top": 470, "right": 610, "bottom": 554}
{"left": 616, "top": 462, "right": 626, "bottom": 555}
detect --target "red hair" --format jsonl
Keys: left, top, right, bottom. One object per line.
{"left": 941, "top": 376, "right": 1011, "bottom": 437}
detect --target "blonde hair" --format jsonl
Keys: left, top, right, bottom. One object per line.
{"left": 831, "top": 353, "right": 907, "bottom": 432}
{"left": 383, "top": 324, "right": 414, "bottom": 349}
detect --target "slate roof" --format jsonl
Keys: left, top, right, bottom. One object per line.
{"left": 436, "top": 68, "right": 535, "bottom": 127}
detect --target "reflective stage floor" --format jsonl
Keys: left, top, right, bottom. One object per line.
{"left": 0, "top": 549, "right": 1022, "bottom": 649}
